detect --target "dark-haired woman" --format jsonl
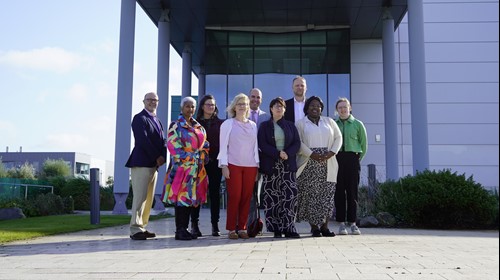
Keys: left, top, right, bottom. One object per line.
{"left": 190, "top": 94, "right": 224, "bottom": 237}
{"left": 258, "top": 97, "right": 301, "bottom": 238}
{"left": 295, "top": 96, "right": 342, "bottom": 237}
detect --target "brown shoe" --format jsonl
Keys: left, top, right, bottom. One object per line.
{"left": 238, "top": 230, "right": 249, "bottom": 239}
{"left": 228, "top": 231, "right": 238, "bottom": 239}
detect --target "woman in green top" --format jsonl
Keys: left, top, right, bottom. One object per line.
{"left": 334, "top": 97, "right": 367, "bottom": 235}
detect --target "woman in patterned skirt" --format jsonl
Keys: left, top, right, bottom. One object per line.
{"left": 258, "top": 97, "right": 301, "bottom": 238}
{"left": 295, "top": 96, "right": 343, "bottom": 237}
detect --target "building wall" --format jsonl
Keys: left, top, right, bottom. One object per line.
{"left": 351, "top": 0, "right": 499, "bottom": 189}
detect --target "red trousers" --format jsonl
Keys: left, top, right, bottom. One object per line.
{"left": 225, "top": 164, "right": 258, "bottom": 231}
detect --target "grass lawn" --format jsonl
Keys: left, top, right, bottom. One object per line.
{"left": 0, "top": 214, "right": 170, "bottom": 244}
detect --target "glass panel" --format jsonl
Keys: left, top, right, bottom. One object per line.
{"left": 205, "top": 47, "right": 228, "bottom": 74}
{"left": 206, "top": 31, "right": 228, "bottom": 46}
{"left": 229, "top": 32, "right": 253, "bottom": 45}
{"left": 301, "top": 46, "right": 327, "bottom": 74}
{"left": 328, "top": 74, "right": 351, "bottom": 119}
{"left": 254, "top": 74, "right": 297, "bottom": 111}
{"left": 228, "top": 47, "right": 253, "bottom": 74}
{"left": 254, "top": 46, "right": 300, "bottom": 74}
{"left": 227, "top": 74, "right": 253, "bottom": 116}
{"left": 255, "top": 32, "right": 300, "bottom": 45}
{"left": 302, "top": 31, "right": 327, "bottom": 45}
{"left": 206, "top": 74, "right": 228, "bottom": 118}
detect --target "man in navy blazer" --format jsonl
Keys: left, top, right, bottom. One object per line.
{"left": 284, "top": 76, "right": 307, "bottom": 123}
{"left": 126, "top": 92, "right": 167, "bottom": 240}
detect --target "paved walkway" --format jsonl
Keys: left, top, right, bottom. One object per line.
{"left": 0, "top": 209, "right": 498, "bottom": 280}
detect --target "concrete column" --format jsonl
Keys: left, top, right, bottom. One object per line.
{"left": 198, "top": 66, "right": 206, "bottom": 100}
{"left": 382, "top": 11, "right": 400, "bottom": 181}
{"left": 182, "top": 42, "right": 192, "bottom": 98}
{"left": 153, "top": 10, "right": 171, "bottom": 211}
{"left": 113, "top": 0, "right": 136, "bottom": 214}
{"left": 408, "top": 0, "right": 430, "bottom": 174}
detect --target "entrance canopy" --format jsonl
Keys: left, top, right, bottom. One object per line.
{"left": 137, "top": 0, "right": 408, "bottom": 75}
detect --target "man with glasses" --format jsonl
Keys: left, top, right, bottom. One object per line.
{"left": 126, "top": 92, "right": 167, "bottom": 240}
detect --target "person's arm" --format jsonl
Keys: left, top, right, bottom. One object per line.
{"left": 358, "top": 120, "right": 368, "bottom": 161}
{"left": 258, "top": 122, "right": 280, "bottom": 159}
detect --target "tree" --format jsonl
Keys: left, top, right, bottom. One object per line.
{"left": 7, "top": 162, "right": 36, "bottom": 179}
{"left": 0, "top": 158, "right": 7, "bottom": 178}
{"left": 40, "top": 159, "right": 72, "bottom": 179}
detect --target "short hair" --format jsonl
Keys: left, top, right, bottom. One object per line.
{"left": 303, "top": 96, "right": 324, "bottom": 115}
{"left": 335, "top": 97, "right": 351, "bottom": 109}
{"left": 226, "top": 93, "right": 250, "bottom": 118}
{"left": 196, "top": 94, "right": 219, "bottom": 119}
{"left": 180, "top": 96, "right": 197, "bottom": 108}
{"left": 269, "top": 97, "right": 286, "bottom": 118}
{"left": 292, "top": 76, "right": 306, "bottom": 85}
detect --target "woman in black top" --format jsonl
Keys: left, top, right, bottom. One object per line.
{"left": 190, "top": 95, "right": 224, "bottom": 237}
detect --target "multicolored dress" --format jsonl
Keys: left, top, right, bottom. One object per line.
{"left": 162, "top": 115, "right": 209, "bottom": 207}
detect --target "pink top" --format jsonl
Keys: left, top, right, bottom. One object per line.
{"left": 227, "top": 119, "right": 258, "bottom": 167}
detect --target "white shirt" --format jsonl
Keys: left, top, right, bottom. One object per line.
{"left": 293, "top": 98, "right": 305, "bottom": 123}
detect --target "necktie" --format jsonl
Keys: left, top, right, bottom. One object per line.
{"left": 251, "top": 110, "right": 257, "bottom": 123}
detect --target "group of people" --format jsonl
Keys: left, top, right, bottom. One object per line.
{"left": 126, "top": 76, "right": 368, "bottom": 241}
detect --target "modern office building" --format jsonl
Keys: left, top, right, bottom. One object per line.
{"left": 112, "top": 0, "right": 499, "bottom": 213}
{"left": 0, "top": 151, "right": 114, "bottom": 183}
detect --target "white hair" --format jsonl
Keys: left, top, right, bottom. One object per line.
{"left": 180, "top": 96, "right": 197, "bottom": 108}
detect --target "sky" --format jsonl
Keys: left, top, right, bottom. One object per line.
{"left": 0, "top": 1, "right": 196, "bottom": 162}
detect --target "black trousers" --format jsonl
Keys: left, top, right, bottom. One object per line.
{"left": 334, "top": 152, "right": 360, "bottom": 223}
{"left": 190, "top": 159, "right": 223, "bottom": 224}
{"left": 175, "top": 206, "right": 192, "bottom": 231}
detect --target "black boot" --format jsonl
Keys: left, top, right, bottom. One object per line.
{"left": 175, "top": 228, "right": 192, "bottom": 240}
{"left": 191, "top": 221, "right": 202, "bottom": 237}
{"left": 175, "top": 206, "right": 193, "bottom": 240}
{"left": 212, "top": 223, "right": 220, "bottom": 237}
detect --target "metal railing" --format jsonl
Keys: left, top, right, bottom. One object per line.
{"left": 0, "top": 182, "right": 54, "bottom": 200}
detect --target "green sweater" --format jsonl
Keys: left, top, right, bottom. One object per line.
{"left": 335, "top": 115, "right": 368, "bottom": 161}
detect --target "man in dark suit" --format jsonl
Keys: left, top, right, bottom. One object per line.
{"left": 284, "top": 76, "right": 308, "bottom": 123}
{"left": 126, "top": 92, "right": 167, "bottom": 240}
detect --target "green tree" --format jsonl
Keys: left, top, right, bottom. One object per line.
{"left": 7, "top": 162, "right": 36, "bottom": 179}
{"left": 0, "top": 158, "right": 7, "bottom": 178}
{"left": 40, "top": 159, "right": 72, "bottom": 179}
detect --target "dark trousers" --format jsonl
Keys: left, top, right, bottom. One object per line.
{"left": 191, "top": 160, "right": 223, "bottom": 224}
{"left": 334, "top": 152, "right": 360, "bottom": 223}
{"left": 175, "top": 206, "right": 192, "bottom": 231}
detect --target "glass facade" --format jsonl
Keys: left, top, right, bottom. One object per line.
{"left": 204, "top": 29, "right": 351, "bottom": 118}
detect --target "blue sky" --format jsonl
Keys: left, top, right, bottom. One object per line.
{"left": 0, "top": 1, "right": 195, "bottom": 161}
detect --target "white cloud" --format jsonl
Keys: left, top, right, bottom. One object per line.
{"left": 0, "top": 47, "right": 90, "bottom": 73}
{"left": 67, "top": 83, "right": 89, "bottom": 103}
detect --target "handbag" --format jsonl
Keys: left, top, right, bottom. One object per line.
{"left": 247, "top": 187, "right": 263, "bottom": 237}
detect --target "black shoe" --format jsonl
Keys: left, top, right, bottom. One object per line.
{"left": 311, "top": 229, "right": 321, "bottom": 237}
{"left": 175, "top": 228, "right": 193, "bottom": 241}
{"left": 144, "top": 231, "right": 156, "bottom": 238}
{"left": 212, "top": 224, "right": 220, "bottom": 237}
{"left": 273, "top": 232, "right": 283, "bottom": 238}
{"left": 191, "top": 222, "right": 202, "bottom": 237}
{"left": 130, "top": 232, "right": 148, "bottom": 240}
{"left": 284, "top": 232, "right": 301, "bottom": 239}
{"left": 320, "top": 228, "right": 336, "bottom": 237}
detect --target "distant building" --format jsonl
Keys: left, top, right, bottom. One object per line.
{"left": 0, "top": 152, "right": 114, "bottom": 183}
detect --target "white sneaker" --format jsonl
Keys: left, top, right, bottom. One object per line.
{"left": 338, "top": 223, "right": 348, "bottom": 235}
{"left": 350, "top": 224, "right": 361, "bottom": 235}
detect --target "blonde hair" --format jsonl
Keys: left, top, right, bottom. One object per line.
{"left": 226, "top": 93, "right": 250, "bottom": 118}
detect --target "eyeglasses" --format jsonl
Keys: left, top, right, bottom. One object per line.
{"left": 145, "top": 98, "right": 159, "bottom": 103}
{"left": 236, "top": 103, "right": 248, "bottom": 107}
{"left": 204, "top": 104, "right": 215, "bottom": 107}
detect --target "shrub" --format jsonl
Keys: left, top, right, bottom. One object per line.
{"left": 376, "top": 169, "right": 498, "bottom": 229}
{"left": 40, "top": 159, "right": 72, "bottom": 179}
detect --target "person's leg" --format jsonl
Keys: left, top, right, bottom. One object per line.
{"left": 226, "top": 164, "right": 243, "bottom": 233}
{"left": 206, "top": 160, "right": 222, "bottom": 227}
{"left": 175, "top": 206, "right": 192, "bottom": 240}
{"left": 238, "top": 167, "right": 258, "bottom": 232}
{"left": 190, "top": 205, "right": 202, "bottom": 237}
{"left": 346, "top": 153, "right": 361, "bottom": 224}
{"left": 334, "top": 153, "right": 347, "bottom": 224}
{"left": 129, "top": 167, "right": 157, "bottom": 235}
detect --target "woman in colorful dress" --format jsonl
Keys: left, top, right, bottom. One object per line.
{"left": 162, "top": 96, "right": 209, "bottom": 241}
{"left": 295, "top": 96, "right": 342, "bottom": 237}
{"left": 258, "top": 97, "right": 301, "bottom": 238}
